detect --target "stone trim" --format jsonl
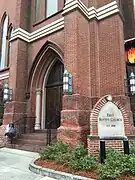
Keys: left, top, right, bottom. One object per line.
{"left": 10, "top": 18, "right": 64, "bottom": 43}
{"left": 63, "top": 0, "right": 119, "bottom": 21}
{"left": 0, "top": 72, "right": 9, "bottom": 80}
{"left": 10, "top": 1, "right": 120, "bottom": 43}
{"left": 87, "top": 135, "right": 99, "bottom": 139}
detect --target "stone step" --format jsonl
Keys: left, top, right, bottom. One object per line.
{"left": 7, "top": 143, "right": 45, "bottom": 152}
{"left": 16, "top": 138, "right": 46, "bottom": 146}
{"left": 20, "top": 133, "right": 57, "bottom": 141}
{"left": 6, "top": 131, "right": 57, "bottom": 152}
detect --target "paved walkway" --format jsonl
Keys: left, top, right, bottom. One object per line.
{"left": 0, "top": 147, "right": 56, "bottom": 180}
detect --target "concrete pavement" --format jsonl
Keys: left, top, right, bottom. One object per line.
{"left": 0, "top": 147, "right": 56, "bottom": 180}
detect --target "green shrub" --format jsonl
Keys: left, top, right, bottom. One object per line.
{"left": 130, "top": 141, "right": 135, "bottom": 155}
{"left": 128, "top": 155, "right": 135, "bottom": 175}
{"left": 71, "top": 144, "right": 87, "bottom": 159}
{"left": 67, "top": 144, "right": 98, "bottom": 171}
{"left": 98, "top": 149, "right": 130, "bottom": 180}
{"left": 40, "top": 141, "right": 71, "bottom": 163}
{"left": 68, "top": 154, "right": 98, "bottom": 171}
{"left": 40, "top": 143, "right": 135, "bottom": 180}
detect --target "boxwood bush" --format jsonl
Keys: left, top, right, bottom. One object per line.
{"left": 40, "top": 142, "right": 98, "bottom": 171}
{"left": 40, "top": 142, "right": 135, "bottom": 180}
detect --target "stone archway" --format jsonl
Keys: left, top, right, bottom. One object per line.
{"left": 43, "top": 60, "right": 64, "bottom": 129}
{"left": 26, "top": 41, "right": 64, "bottom": 130}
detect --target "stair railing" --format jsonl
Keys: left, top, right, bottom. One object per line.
{"left": 46, "top": 111, "right": 60, "bottom": 145}
{"left": 13, "top": 116, "right": 36, "bottom": 138}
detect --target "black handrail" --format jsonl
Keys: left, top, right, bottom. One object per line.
{"left": 46, "top": 117, "right": 56, "bottom": 145}
{"left": 46, "top": 111, "right": 60, "bottom": 145}
{"left": 13, "top": 116, "right": 36, "bottom": 138}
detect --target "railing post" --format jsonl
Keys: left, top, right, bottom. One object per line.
{"left": 100, "top": 140, "right": 106, "bottom": 163}
{"left": 123, "top": 137, "right": 129, "bottom": 155}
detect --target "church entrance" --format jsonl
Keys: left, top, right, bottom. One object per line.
{"left": 45, "top": 60, "right": 64, "bottom": 129}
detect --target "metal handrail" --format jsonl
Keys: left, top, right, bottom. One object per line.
{"left": 46, "top": 111, "right": 60, "bottom": 145}
{"left": 13, "top": 116, "right": 36, "bottom": 138}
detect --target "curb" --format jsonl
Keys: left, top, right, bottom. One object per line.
{"left": 29, "top": 158, "right": 95, "bottom": 180}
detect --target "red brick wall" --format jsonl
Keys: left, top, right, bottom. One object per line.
{"left": 87, "top": 138, "right": 123, "bottom": 154}
{"left": 64, "top": 11, "right": 89, "bottom": 96}
{"left": 89, "top": 20, "right": 100, "bottom": 97}
{"left": 99, "top": 15, "right": 125, "bottom": 96}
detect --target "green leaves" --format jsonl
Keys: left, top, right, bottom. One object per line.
{"left": 40, "top": 142, "right": 98, "bottom": 171}
{"left": 40, "top": 143, "right": 135, "bottom": 180}
{"left": 98, "top": 149, "right": 135, "bottom": 180}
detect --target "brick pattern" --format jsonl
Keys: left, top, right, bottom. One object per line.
{"left": 88, "top": 95, "right": 134, "bottom": 153}
{"left": 0, "top": 0, "right": 134, "bottom": 152}
{"left": 99, "top": 15, "right": 125, "bottom": 96}
{"left": 87, "top": 138, "right": 123, "bottom": 154}
{"left": 90, "top": 95, "right": 134, "bottom": 136}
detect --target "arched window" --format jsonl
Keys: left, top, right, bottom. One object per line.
{"left": 0, "top": 15, "right": 8, "bottom": 69}
{"left": 7, "top": 27, "right": 13, "bottom": 67}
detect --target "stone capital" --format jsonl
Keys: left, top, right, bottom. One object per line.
{"left": 36, "top": 89, "right": 42, "bottom": 95}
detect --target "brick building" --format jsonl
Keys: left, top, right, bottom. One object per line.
{"left": 0, "top": 0, "right": 134, "bottom": 151}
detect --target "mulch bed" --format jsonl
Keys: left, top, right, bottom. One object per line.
{"left": 35, "top": 159, "right": 97, "bottom": 179}
{"left": 35, "top": 159, "right": 135, "bottom": 180}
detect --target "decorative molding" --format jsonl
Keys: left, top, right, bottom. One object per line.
{"left": 0, "top": 72, "right": 9, "bottom": 80}
{"left": 10, "top": 0, "right": 119, "bottom": 43}
{"left": 63, "top": 0, "right": 119, "bottom": 20}
{"left": 10, "top": 17, "right": 64, "bottom": 43}
{"left": 125, "top": 37, "right": 135, "bottom": 44}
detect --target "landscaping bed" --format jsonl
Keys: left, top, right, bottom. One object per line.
{"left": 35, "top": 159, "right": 97, "bottom": 179}
{"left": 34, "top": 142, "right": 135, "bottom": 180}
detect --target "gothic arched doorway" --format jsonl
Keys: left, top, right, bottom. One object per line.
{"left": 45, "top": 60, "right": 64, "bottom": 129}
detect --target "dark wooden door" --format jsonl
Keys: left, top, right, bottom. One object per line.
{"left": 45, "top": 60, "right": 63, "bottom": 129}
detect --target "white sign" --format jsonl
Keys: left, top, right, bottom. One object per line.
{"left": 98, "top": 102, "right": 125, "bottom": 137}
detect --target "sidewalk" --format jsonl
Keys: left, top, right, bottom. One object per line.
{"left": 0, "top": 147, "right": 56, "bottom": 180}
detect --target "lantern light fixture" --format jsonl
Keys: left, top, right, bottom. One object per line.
{"left": 3, "top": 83, "right": 13, "bottom": 103}
{"left": 129, "top": 72, "right": 135, "bottom": 96}
{"left": 63, "top": 69, "right": 72, "bottom": 94}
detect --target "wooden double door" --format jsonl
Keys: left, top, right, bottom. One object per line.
{"left": 45, "top": 60, "right": 64, "bottom": 129}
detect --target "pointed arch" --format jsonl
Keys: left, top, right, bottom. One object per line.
{"left": 0, "top": 12, "right": 9, "bottom": 69}
{"left": 26, "top": 41, "right": 64, "bottom": 93}
{"left": 7, "top": 24, "right": 13, "bottom": 67}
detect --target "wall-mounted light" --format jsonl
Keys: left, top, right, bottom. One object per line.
{"left": 129, "top": 72, "right": 135, "bottom": 96}
{"left": 63, "top": 69, "right": 72, "bottom": 95}
{"left": 3, "top": 83, "right": 9, "bottom": 102}
{"left": 3, "top": 83, "right": 13, "bottom": 103}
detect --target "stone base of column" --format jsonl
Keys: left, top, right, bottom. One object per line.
{"left": 34, "top": 123, "right": 40, "bottom": 130}
{"left": 57, "top": 109, "right": 90, "bottom": 147}
{"left": 57, "top": 94, "right": 92, "bottom": 146}
{"left": 58, "top": 124, "right": 89, "bottom": 147}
